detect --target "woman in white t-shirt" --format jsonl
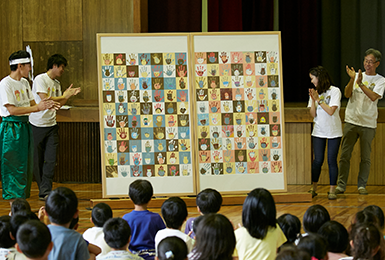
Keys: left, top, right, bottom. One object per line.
{"left": 308, "top": 66, "right": 342, "bottom": 200}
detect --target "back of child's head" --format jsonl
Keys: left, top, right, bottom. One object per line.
{"left": 364, "top": 205, "right": 385, "bottom": 230}
{"left": 16, "top": 220, "right": 52, "bottom": 259}
{"left": 318, "top": 220, "right": 349, "bottom": 254}
{"left": 297, "top": 233, "right": 328, "bottom": 260}
{"left": 157, "top": 236, "right": 187, "bottom": 260}
{"left": 350, "top": 223, "right": 383, "bottom": 260}
{"left": 161, "top": 197, "right": 188, "bottom": 229}
{"left": 354, "top": 210, "right": 380, "bottom": 227}
{"left": 11, "top": 198, "right": 31, "bottom": 216}
{"left": 196, "top": 188, "right": 222, "bottom": 214}
{"left": 242, "top": 188, "right": 276, "bottom": 240}
{"left": 277, "top": 213, "right": 301, "bottom": 244}
{"left": 0, "top": 215, "right": 14, "bottom": 248}
{"left": 45, "top": 187, "right": 78, "bottom": 225}
{"left": 69, "top": 216, "right": 79, "bottom": 230}
{"left": 92, "top": 203, "right": 113, "bottom": 227}
{"left": 10, "top": 211, "right": 39, "bottom": 241}
{"left": 303, "top": 204, "right": 330, "bottom": 233}
{"left": 103, "top": 217, "right": 131, "bottom": 249}
{"left": 129, "top": 179, "right": 153, "bottom": 205}
{"left": 194, "top": 213, "right": 235, "bottom": 260}
{"left": 276, "top": 247, "right": 311, "bottom": 260}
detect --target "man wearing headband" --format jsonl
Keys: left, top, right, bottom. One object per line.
{"left": 29, "top": 54, "right": 80, "bottom": 201}
{"left": 0, "top": 50, "right": 59, "bottom": 204}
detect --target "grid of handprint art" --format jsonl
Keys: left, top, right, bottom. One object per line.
{"left": 101, "top": 52, "right": 193, "bottom": 178}
{"left": 195, "top": 51, "right": 283, "bottom": 175}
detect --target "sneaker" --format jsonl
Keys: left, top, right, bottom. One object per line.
{"left": 39, "top": 195, "right": 48, "bottom": 201}
{"left": 358, "top": 187, "right": 368, "bottom": 195}
{"left": 308, "top": 189, "right": 318, "bottom": 198}
{"left": 328, "top": 192, "right": 337, "bottom": 200}
{"left": 334, "top": 186, "right": 345, "bottom": 194}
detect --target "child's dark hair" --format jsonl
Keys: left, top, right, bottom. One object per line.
{"left": 9, "top": 50, "right": 30, "bottom": 71}
{"left": 276, "top": 247, "right": 311, "bottom": 260}
{"left": 11, "top": 198, "right": 31, "bottom": 216}
{"left": 45, "top": 187, "right": 78, "bottom": 225}
{"left": 16, "top": 220, "right": 52, "bottom": 259}
{"left": 350, "top": 223, "right": 383, "bottom": 260}
{"left": 103, "top": 217, "right": 131, "bottom": 249}
{"left": 69, "top": 216, "right": 79, "bottom": 230}
{"left": 309, "top": 66, "right": 334, "bottom": 94}
{"left": 355, "top": 210, "right": 381, "bottom": 228}
{"left": 92, "top": 203, "right": 113, "bottom": 227}
{"left": 10, "top": 211, "right": 39, "bottom": 241}
{"left": 194, "top": 213, "right": 235, "bottom": 260}
{"left": 364, "top": 205, "right": 385, "bottom": 230}
{"left": 297, "top": 233, "right": 328, "bottom": 260}
{"left": 318, "top": 220, "right": 349, "bottom": 253}
{"left": 192, "top": 215, "right": 204, "bottom": 236}
{"left": 0, "top": 215, "right": 15, "bottom": 248}
{"left": 303, "top": 204, "right": 330, "bottom": 233}
{"left": 196, "top": 188, "right": 222, "bottom": 214}
{"left": 242, "top": 188, "right": 277, "bottom": 239}
{"left": 129, "top": 179, "right": 153, "bottom": 205}
{"left": 161, "top": 197, "right": 188, "bottom": 229}
{"left": 157, "top": 236, "right": 188, "bottom": 260}
{"left": 47, "top": 54, "right": 68, "bottom": 71}
{"left": 277, "top": 213, "right": 301, "bottom": 244}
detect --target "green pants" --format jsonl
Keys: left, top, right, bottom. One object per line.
{"left": 0, "top": 116, "right": 33, "bottom": 200}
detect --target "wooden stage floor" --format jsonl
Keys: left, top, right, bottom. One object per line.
{"left": 1, "top": 183, "right": 384, "bottom": 234}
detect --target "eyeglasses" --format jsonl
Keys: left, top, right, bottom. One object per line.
{"left": 364, "top": 59, "right": 378, "bottom": 65}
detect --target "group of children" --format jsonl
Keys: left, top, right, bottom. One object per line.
{"left": 0, "top": 180, "right": 384, "bottom": 260}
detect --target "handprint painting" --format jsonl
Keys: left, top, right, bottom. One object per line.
{"left": 101, "top": 52, "right": 192, "bottom": 178}
{"left": 195, "top": 51, "right": 282, "bottom": 175}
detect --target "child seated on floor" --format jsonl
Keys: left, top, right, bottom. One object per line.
{"left": 156, "top": 237, "right": 187, "bottom": 260}
{"left": 97, "top": 217, "right": 143, "bottom": 260}
{"left": 363, "top": 205, "right": 385, "bottom": 232}
{"left": 277, "top": 213, "right": 302, "bottom": 252}
{"left": 44, "top": 187, "right": 91, "bottom": 260}
{"left": 83, "top": 203, "right": 113, "bottom": 257}
{"left": 275, "top": 247, "right": 311, "bottom": 260}
{"left": 318, "top": 220, "right": 349, "bottom": 260}
{"left": 122, "top": 180, "right": 165, "bottom": 260}
{"left": 296, "top": 204, "right": 330, "bottom": 244}
{"left": 15, "top": 220, "right": 53, "bottom": 260}
{"left": 184, "top": 188, "right": 222, "bottom": 239}
{"left": 297, "top": 233, "right": 328, "bottom": 260}
{"left": 0, "top": 215, "right": 15, "bottom": 259}
{"left": 235, "top": 188, "right": 286, "bottom": 260}
{"left": 10, "top": 198, "right": 31, "bottom": 216}
{"left": 155, "top": 197, "right": 193, "bottom": 253}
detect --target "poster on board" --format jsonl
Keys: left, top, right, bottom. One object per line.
{"left": 97, "top": 34, "right": 196, "bottom": 197}
{"left": 192, "top": 33, "right": 286, "bottom": 193}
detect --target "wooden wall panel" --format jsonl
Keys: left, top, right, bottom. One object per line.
{"left": 23, "top": 0, "right": 82, "bottom": 41}
{"left": 285, "top": 123, "right": 312, "bottom": 185}
{"left": 0, "top": 1, "right": 23, "bottom": 80}
{"left": 23, "top": 41, "right": 84, "bottom": 104}
{"left": 82, "top": 0, "right": 136, "bottom": 100}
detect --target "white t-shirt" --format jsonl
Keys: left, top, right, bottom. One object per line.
{"left": 29, "top": 73, "right": 62, "bottom": 127}
{"left": 345, "top": 72, "right": 385, "bottom": 128}
{"left": 307, "top": 86, "right": 343, "bottom": 138}
{"left": 82, "top": 226, "right": 111, "bottom": 259}
{"left": 234, "top": 224, "right": 286, "bottom": 260}
{"left": 0, "top": 76, "right": 34, "bottom": 117}
{"left": 155, "top": 228, "right": 193, "bottom": 254}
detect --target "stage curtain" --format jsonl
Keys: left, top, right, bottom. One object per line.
{"left": 208, "top": 0, "right": 243, "bottom": 31}
{"left": 242, "top": 0, "right": 274, "bottom": 31}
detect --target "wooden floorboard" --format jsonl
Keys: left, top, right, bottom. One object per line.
{"left": 1, "top": 183, "right": 384, "bottom": 234}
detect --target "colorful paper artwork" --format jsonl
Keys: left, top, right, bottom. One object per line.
{"left": 195, "top": 51, "right": 283, "bottom": 175}
{"left": 101, "top": 52, "right": 193, "bottom": 178}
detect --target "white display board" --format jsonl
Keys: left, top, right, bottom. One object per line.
{"left": 192, "top": 33, "right": 286, "bottom": 193}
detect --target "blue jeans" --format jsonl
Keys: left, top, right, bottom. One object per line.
{"left": 312, "top": 136, "right": 342, "bottom": 185}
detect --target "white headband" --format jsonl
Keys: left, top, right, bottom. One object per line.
{"left": 9, "top": 58, "right": 31, "bottom": 65}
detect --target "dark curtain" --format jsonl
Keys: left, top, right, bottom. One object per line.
{"left": 279, "top": 0, "right": 322, "bottom": 103}
{"left": 148, "top": 0, "right": 202, "bottom": 32}
{"left": 208, "top": 0, "right": 243, "bottom": 31}
{"left": 242, "top": 0, "right": 274, "bottom": 31}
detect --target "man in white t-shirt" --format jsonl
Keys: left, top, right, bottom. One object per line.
{"left": 29, "top": 54, "right": 80, "bottom": 200}
{"left": 0, "top": 50, "right": 58, "bottom": 204}
{"left": 336, "top": 48, "right": 385, "bottom": 195}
